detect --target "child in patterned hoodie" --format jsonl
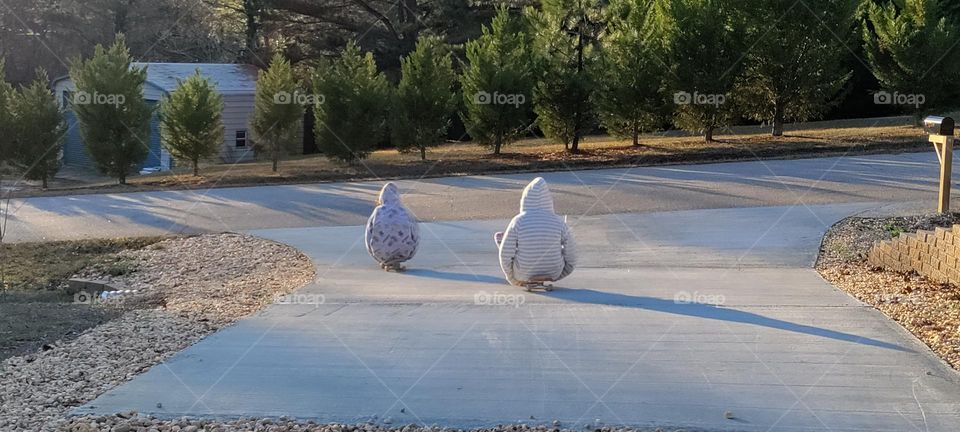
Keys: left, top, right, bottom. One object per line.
{"left": 365, "top": 182, "right": 420, "bottom": 271}
{"left": 496, "top": 177, "right": 577, "bottom": 288}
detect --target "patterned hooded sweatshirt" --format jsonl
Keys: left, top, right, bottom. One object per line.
{"left": 498, "top": 177, "right": 577, "bottom": 286}
{"left": 365, "top": 182, "right": 420, "bottom": 267}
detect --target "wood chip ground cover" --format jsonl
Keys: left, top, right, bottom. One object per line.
{"left": 816, "top": 213, "right": 960, "bottom": 369}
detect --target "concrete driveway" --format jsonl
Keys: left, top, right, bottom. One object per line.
{"left": 5, "top": 152, "right": 949, "bottom": 242}
{"left": 77, "top": 203, "right": 960, "bottom": 431}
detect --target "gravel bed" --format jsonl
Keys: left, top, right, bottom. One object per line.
{"left": 816, "top": 213, "right": 960, "bottom": 369}
{"left": 0, "top": 234, "right": 315, "bottom": 431}
{"left": 59, "top": 415, "right": 701, "bottom": 432}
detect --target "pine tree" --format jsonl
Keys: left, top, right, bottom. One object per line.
{"left": 738, "top": 0, "right": 857, "bottom": 136}
{"left": 313, "top": 42, "right": 391, "bottom": 163}
{"left": 251, "top": 53, "right": 303, "bottom": 172}
{"left": 0, "top": 60, "right": 12, "bottom": 165}
{"left": 594, "top": 0, "right": 670, "bottom": 146}
{"left": 460, "top": 5, "right": 536, "bottom": 155}
{"left": 68, "top": 35, "right": 154, "bottom": 184}
{"left": 659, "top": 0, "right": 745, "bottom": 142}
{"left": 391, "top": 36, "right": 458, "bottom": 160}
{"left": 941, "top": 0, "right": 960, "bottom": 24}
{"left": 530, "top": 0, "right": 604, "bottom": 152}
{"left": 863, "top": 0, "right": 960, "bottom": 116}
{"left": 9, "top": 69, "right": 65, "bottom": 189}
{"left": 160, "top": 70, "right": 225, "bottom": 176}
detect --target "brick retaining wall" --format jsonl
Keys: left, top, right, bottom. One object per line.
{"left": 868, "top": 225, "right": 960, "bottom": 284}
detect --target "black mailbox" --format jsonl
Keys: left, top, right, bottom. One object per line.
{"left": 924, "top": 116, "right": 955, "bottom": 136}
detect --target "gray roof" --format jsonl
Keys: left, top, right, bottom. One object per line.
{"left": 131, "top": 63, "right": 258, "bottom": 95}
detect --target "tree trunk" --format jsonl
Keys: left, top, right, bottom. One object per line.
{"left": 772, "top": 101, "right": 785, "bottom": 137}
{"left": 632, "top": 125, "right": 640, "bottom": 146}
{"left": 420, "top": 146, "right": 426, "bottom": 161}
{"left": 112, "top": 2, "right": 130, "bottom": 34}
{"left": 193, "top": 160, "right": 200, "bottom": 177}
{"left": 705, "top": 125, "right": 715, "bottom": 142}
{"left": 118, "top": 174, "right": 126, "bottom": 185}
{"left": 272, "top": 155, "right": 279, "bottom": 172}
{"left": 41, "top": 175, "right": 48, "bottom": 190}
{"left": 494, "top": 133, "right": 502, "bottom": 155}
{"left": 243, "top": 0, "right": 263, "bottom": 65}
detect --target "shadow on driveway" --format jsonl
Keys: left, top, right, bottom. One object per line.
{"left": 542, "top": 288, "right": 911, "bottom": 352}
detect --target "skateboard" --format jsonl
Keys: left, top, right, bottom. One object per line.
{"left": 381, "top": 263, "right": 406, "bottom": 272}
{"left": 523, "top": 282, "right": 553, "bottom": 292}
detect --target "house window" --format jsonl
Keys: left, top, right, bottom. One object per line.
{"left": 235, "top": 130, "right": 247, "bottom": 148}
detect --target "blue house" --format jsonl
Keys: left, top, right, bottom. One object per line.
{"left": 52, "top": 63, "right": 259, "bottom": 172}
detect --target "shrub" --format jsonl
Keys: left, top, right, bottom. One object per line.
{"left": 660, "top": 0, "right": 745, "bottom": 142}
{"left": 460, "top": 5, "right": 536, "bottom": 155}
{"left": 530, "top": 0, "right": 604, "bottom": 152}
{"left": 737, "top": 0, "right": 857, "bottom": 136}
{"left": 862, "top": 0, "right": 960, "bottom": 117}
{"left": 594, "top": 0, "right": 671, "bottom": 146}
{"left": 391, "top": 36, "right": 458, "bottom": 161}
{"left": 251, "top": 53, "right": 303, "bottom": 172}
{"left": 160, "top": 70, "right": 225, "bottom": 176}
{"left": 313, "top": 42, "right": 391, "bottom": 163}
{"left": 0, "top": 59, "right": 12, "bottom": 166}
{"left": 68, "top": 35, "right": 154, "bottom": 184}
{"left": 9, "top": 69, "right": 65, "bottom": 189}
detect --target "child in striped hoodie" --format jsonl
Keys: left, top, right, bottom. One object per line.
{"left": 496, "top": 177, "right": 577, "bottom": 288}
{"left": 366, "top": 182, "right": 420, "bottom": 271}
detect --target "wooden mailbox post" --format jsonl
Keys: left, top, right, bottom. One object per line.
{"left": 925, "top": 116, "right": 956, "bottom": 213}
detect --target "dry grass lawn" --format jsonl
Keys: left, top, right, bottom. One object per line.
{"left": 11, "top": 117, "right": 929, "bottom": 196}
{"left": 0, "top": 237, "right": 169, "bottom": 360}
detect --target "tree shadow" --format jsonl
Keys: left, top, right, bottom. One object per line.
{"left": 541, "top": 288, "right": 912, "bottom": 352}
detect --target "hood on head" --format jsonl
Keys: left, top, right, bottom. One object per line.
{"left": 378, "top": 182, "right": 401, "bottom": 205}
{"left": 520, "top": 177, "right": 554, "bottom": 212}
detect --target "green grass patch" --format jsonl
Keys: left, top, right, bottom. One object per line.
{"left": 882, "top": 222, "right": 906, "bottom": 238}
{"left": 0, "top": 237, "right": 170, "bottom": 361}
{"left": 0, "top": 237, "right": 167, "bottom": 292}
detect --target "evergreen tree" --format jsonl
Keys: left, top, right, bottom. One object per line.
{"left": 0, "top": 60, "right": 12, "bottom": 165}
{"left": 738, "top": 0, "right": 857, "bottom": 136}
{"left": 530, "top": 0, "right": 604, "bottom": 152}
{"left": 251, "top": 53, "right": 303, "bottom": 172}
{"left": 940, "top": 0, "right": 960, "bottom": 24}
{"left": 658, "top": 0, "right": 745, "bottom": 142}
{"left": 68, "top": 35, "right": 154, "bottom": 184}
{"left": 391, "top": 36, "right": 458, "bottom": 160}
{"left": 863, "top": 0, "right": 960, "bottom": 116}
{"left": 313, "top": 42, "right": 391, "bottom": 163}
{"left": 9, "top": 69, "right": 65, "bottom": 189}
{"left": 460, "top": 5, "right": 536, "bottom": 155}
{"left": 160, "top": 70, "right": 225, "bottom": 176}
{"left": 594, "top": 0, "right": 670, "bottom": 146}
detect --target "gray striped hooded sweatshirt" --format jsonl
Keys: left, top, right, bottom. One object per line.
{"left": 366, "top": 182, "right": 420, "bottom": 267}
{"left": 499, "top": 177, "right": 577, "bottom": 286}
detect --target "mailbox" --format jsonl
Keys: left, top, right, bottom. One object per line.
{"left": 924, "top": 116, "right": 955, "bottom": 136}
{"left": 925, "top": 115, "right": 957, "bottom": 213}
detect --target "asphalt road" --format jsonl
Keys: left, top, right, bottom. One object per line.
{"left": 6, "top": 152, "right": 947, "bottom": 242}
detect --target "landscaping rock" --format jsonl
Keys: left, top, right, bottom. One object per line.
{"left": 65, "top": 279, "right": 122, "bottom": 296}
{"left": 818, "top": 214, "right": 960, "bottom": 370}
{"left": 0, "top": 233, "right": 315, "bottom": 431}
